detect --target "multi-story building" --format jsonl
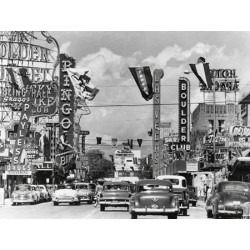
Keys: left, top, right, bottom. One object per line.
{"left": 113, "top": 149, "right": 141, "bottom": 180}
{"left": 191, "top": 103, "right": 241, "bottom": 151}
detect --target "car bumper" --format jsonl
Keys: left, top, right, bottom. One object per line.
{"left": 99, "top": 200, "right": 129, "bottom": 206}
{"left": 12, "top": 198, "right": 35, "bottom": 203}
{"left": 131, "top": 208, "right": 177, "bottom": 214}
{"left": 218, "top": 209, "right": 243, "bottom": 215}
{"left": 53, "top": 197, "right": 78, "bottom": 203}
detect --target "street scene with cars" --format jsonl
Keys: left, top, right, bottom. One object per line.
{"left": 1, "top": 31, "right": 250, "bottom": 220}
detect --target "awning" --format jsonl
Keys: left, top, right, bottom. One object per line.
{"left": 239, "top": 92, "right": 250, "bottom": 104}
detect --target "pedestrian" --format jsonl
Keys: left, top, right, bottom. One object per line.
{"left": 203, "top": 184, "right": 209, "bottom": 201}
{"left": 94, "top": 181, "right": 103, "bottom": 208}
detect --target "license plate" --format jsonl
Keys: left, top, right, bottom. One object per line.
{"left": 152, "top": 204, "right": 158, "bottom": 209}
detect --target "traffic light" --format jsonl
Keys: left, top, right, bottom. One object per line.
{"left": 208, "top": 151, "right": 215, "bottom": 163}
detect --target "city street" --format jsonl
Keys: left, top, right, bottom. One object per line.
{"left": 0, "top": 201, "right": 206, "bottom": 219}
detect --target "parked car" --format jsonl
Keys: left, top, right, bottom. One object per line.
{"left": 11, "top": 184, "right": 39, "bottom": 205}
{"left": 157, "top": 175, "right": 189, "bottom": 215}
{"left": 30, "top": 185, "right": 42, "bottom": 203}
{"left": 38, "top": 185, "right": 51, "bottom": 202}
{"left": 205, "top": 181, "right": 250, "bottom": 219}
{"left": 72, "top": 182, "right": 96, "bottom": 204}
{"left": 129, "top": 179, "right": 179, "bottom": 219}
{"left": 52, "top": 184, "right": 80, "bottom": 206}
{"left": 187, "top": 186, "right": 198, "bottom": 206}
{"left": 99, "top": 181, "right": 131, "bottom": 211}
{"left": 242, "top": 202, "right": 250, "bottom": 219}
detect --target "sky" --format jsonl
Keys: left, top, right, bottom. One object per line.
{"left": 1, "top": 0, "right": 250, "bottom": 248}
{"left": 49, "top": 31, "right": 250, "bottom": 156}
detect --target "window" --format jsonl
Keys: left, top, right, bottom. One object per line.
{"left": 208, "top": 120, "right": 214, "bottom": 131}
{"left": 218, "top": 120, "right": 225, "bottom": 133}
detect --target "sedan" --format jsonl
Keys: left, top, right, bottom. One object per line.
{"left": 205, "top": 181, "right": 250, "bottom": 219}
{"left": 129, "top": 179, "right": 179, "bottom": 219}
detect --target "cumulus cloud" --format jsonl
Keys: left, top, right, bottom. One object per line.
{"left": 73, "top": 40, "right": 248, "bottom": 156}
{"left": 60, "top": 41, "right": 72, "bottom": 54}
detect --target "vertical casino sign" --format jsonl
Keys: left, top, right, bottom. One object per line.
{"left": 179, "top": 77, "right": 190, "bottom": 145}
{"left": 153, "top": 69, "right": 164, "bottom": 177}
{"left": 57, "top": 54, "right": 75, "bottom": 167}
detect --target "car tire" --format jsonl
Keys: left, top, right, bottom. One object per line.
{"left": 207, "top": 210, "right": 213, "bottom": 218}
{"left": 127, "top": 206, "right": 129, "bottom": 212}
{"left": 12, "top": 202, "right": 16, "bottom": 206}
{"left": 131, "top": 212, "right": 137, "bottom": 219}
{"left": 53, "top": 202, "right": 58, "bottom": 206}
{"left": 213, "top": 213, "right": 219, "bottom": 219}
{"left": 168, "top": 213, "right": 178, "bottom": 219}
{"left": 100, "top": 205, "right": 105, "bottom": 211}
{"left": 192, "top": 202, "right": 197, "bottom": 207}
{"left": 75, "top": 201, "right": 80, "bottom": 205}
{"left": 182, "top": 209, "right": 188, "bottom": 216}
{"left": 87, "top": 200, "right": 92, "bottom": 204}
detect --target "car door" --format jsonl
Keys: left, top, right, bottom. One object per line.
{"left": 206, "top": 185, "right": 217, "bottom": 209}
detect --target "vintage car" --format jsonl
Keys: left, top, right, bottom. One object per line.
{"left": 187, "top": 186, "right": 198, "bottom": 206}
{"left": 99, "top": 181, "right": 131, "bottom": 211}
{"left": 72, "top": 182, "right": 96, "bottom": 204}
{"left": 52, "top": 184, "right": 80, "bottom": 206}
{"left": 157, "top": 175, "right": 189, "bottom": 215}
{"left": 38, "top": 185, "right": 51, "bottom": 202}
{"left": 30, "top": 185, "right": 42, "bottom": 203}
{"left": 129, "top": 179, "right": 179, "bottom": 219}
{"left": 242, "top": 202, "right": 250, "bottom": 219}
{"left": 11, "top": 184, "right": 39, "bottom": 205}
{"left": 205, "top": 181, "right": 250, "bottom": 219}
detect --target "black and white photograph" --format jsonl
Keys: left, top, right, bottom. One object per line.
{"left": 0, "top": 1, "right": 249, "bottom": 250}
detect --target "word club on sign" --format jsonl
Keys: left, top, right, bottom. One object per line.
{"left": 179, "top": 78, "right": 190, "bottom": 143}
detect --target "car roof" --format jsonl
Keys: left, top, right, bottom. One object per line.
{"left": 136, "top": 179, "right": 172, "bottom": 186}
{"left": 103, "top": 181, "right": 130, "bottom": 186}
{"left": 157, "top": 175, "right": 186, "bottom": 180}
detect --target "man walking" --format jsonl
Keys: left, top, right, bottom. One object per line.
{"left": 94, "top": 181, "right": 103, "bottom": 208}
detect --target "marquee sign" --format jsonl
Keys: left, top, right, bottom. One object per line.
{"left": 179, "top": 77, "right": 190, "bottom": 144}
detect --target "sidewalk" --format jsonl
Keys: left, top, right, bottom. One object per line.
{"left": 0, "top": 198, "right": 11, "bottom": 207}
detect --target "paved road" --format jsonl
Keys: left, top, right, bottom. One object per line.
{"left": 0, "top": 201, "right": 207, "bottom": 219}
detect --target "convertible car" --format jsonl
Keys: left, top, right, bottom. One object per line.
{"left": 52, "top": 184, "right": 80, "bottom": 206}
{"left": 72, "top": 182, "right": 96, "bottom": 204}
{"left": 205, "top": 181, "right": 250, "bottom": 219}
{"left": 99, "top": 181, "right": 131, "bottom": 211}
{"left": 11, "top": 184, "right": 39, "bottom": 205}
{"left": 129, "top": 179, "right": 179, "bottom": 219}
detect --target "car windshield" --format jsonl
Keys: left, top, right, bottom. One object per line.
{"left": 137, "top": 184, "right": 171, "bottom": 192}
{"left": 103, "top": 185, "right": 130, "bottom": 191}
{"left": 15, "top": 185, "right": 31, "bottom": 191}
{"left": 163, "top": 179, "right": 179, "bottom": 185}
{"left": 76, "top": 184, "right": 88, "bottom": 189}
{"left": 220, "top": 184, "right": 249, "bottom": 193}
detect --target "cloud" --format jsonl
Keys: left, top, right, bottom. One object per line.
{"left": 60, "top": 41, "right": 72, "bottom": 54}
{"left": 73, "top": 40, "right": 248, "bottom": 157}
